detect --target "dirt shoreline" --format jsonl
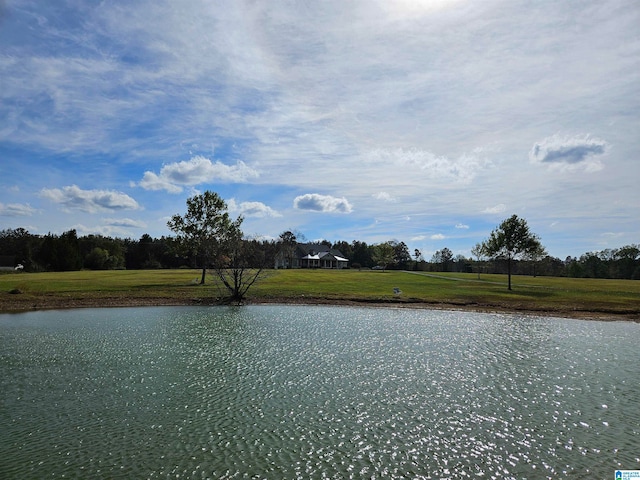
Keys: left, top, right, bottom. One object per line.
{"left": 2, "top": 292, "right": 639, "bottom": 322}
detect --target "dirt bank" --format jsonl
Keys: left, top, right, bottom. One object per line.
{"left": 2, "top": 291, "right": 639, "bottom": 322}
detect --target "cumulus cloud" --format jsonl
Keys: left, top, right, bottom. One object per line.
{"left": 529, "top": 135, "right": 608, "bottom": 171}
{"left": 136, "top": 172, "right": 182, "bottom": 194}
{"left": 294, "top": 193, "right": 353, "bottom": 214}
{"left": 228, "top": 199, "right": 281, "bottom": 218}
{"left": 455, "top": 223, "right": 470, "bottom": 229}
{"left": 40, "top": 185, "right": 140, "bottom": 213}
{"left": 0, "top": 202, "right": 36, "bottom": 216}
{"left": 138, "top": 156, "right": 259, "bottom": 193}
{"left": 482, "top": 204, "right": 506, "bottom": 214}
{"left": 430, "top": 234, "right": 446, "bottom": 240}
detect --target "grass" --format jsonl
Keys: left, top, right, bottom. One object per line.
{"left": 254, "top": 270, "right": 640, "bottom": 316}
{"left": 0, "top": 269, "right": 213, "bottom": 308}
{"left": 1, "top": 269, "right": 639, "bottom": 319}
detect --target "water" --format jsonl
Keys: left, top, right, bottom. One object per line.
{"left": 1, "top": 306, "right": 638, "bottom": 479}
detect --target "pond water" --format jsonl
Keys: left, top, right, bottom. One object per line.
{"left": 0, "top": 306, "right": 638, "bottom": 479}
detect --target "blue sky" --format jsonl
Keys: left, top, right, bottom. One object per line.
{"left": 1, "top": 0, "right": 638, "bottom": 260}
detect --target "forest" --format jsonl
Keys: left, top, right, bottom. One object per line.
{"left": 0, "top": 227, "right": 638, "bottom": 280}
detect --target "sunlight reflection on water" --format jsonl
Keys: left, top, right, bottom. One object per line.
{"left": 1, "top": 306, "right": 638, "bottom": 478}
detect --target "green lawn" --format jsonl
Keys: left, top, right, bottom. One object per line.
{"left": 1, "top": 269, "right": 639, "bottom": 318}
{"left": 254, "top": 270, "right": 640, "bottom": 315}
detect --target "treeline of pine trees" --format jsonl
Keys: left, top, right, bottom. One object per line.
{"left": 0, "top": 228, "right": 638, "bottom": 280}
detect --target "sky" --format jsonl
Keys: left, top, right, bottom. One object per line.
{"left": 1, "top": 0, "right": 638, "bottom": 260}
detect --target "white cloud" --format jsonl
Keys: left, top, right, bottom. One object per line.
{"left": 364, "top": 148, "right": 490, "bottom": 184}
{"left": 1, "top": 1, "right": 639, "bottom": 258}
{"left": 482, "top": 204, "right": 506, "bottom": 214}
{"left": 430, "top": 234, "right": 446, "bottom": 240}
{"left": 102, "top": 218, "right": 147, "bottom": 228}
{"left": 598, "top": 231, "right": 626, "bottom": 247}
{"left": 0, "top": 202, "right": 36, "bottom": 216}
{"left": 529, "top": 134, "right": 608, "bottom": 171}
{"left": 294, "top": 193, "right": 353, "bottom": 214}
{"left": 455, "top": 223, "right": 469, "bottom": 229}
{"left": 373, "top": 192, "right": 396, "bottom": 202}
{"left": 40, "top": 185, "right": 140, "bottom": 213}
{"left": 136, "top": 172, "right": 183, "bottom": 194}
{"left": 411, "top": 235, "right": 427, "bottom": 241}
{"left": 228, "top": 199, "right": 281, "bottom": 218}
{"left": 138, "top": 156, "right": 259, "bottom": 193}
{"left": 71, "top": 223, "right": 133, "bottom": 238}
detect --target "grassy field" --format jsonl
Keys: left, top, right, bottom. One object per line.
{"left": 1, "top": 268, "right": 639, "bottom": 319}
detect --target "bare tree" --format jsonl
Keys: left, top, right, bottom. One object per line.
{"left": 212, "top": 233, "right": 268, "bottom": 304}
{"left": 471, "top": 243, "right": 486, "bottom": 279}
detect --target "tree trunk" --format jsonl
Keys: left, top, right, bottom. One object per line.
{"left": 200, "top": 267, "right": 206, "bottom": 285}
{"left": 507, "top": 255, "right": 512, "bottom": 290}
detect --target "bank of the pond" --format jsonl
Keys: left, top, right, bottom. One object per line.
{"left": 1, "top": 291, "right": 639, "bottom": 322}
{"left": 1, "top": 269, "right": 639, "bottom": 321}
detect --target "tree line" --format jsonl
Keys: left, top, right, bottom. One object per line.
{"left": 2, "top": 227, "right": 638, "bottom": 280}
{"left": 1, "top": 205, "right": 638, "bottom": 282}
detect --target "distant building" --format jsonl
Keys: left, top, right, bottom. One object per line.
{"left": 275, "top": 243, "right": 349, "bottom": 269}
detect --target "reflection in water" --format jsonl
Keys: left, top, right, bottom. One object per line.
{"left": 1, "top": 306, "right": 638, "bottom": 478}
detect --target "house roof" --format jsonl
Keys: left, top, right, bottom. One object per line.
{"left": 296, "top": 243, "right": 348, "bottom": 262}
{"left": 301, "top": 251, "right": 348, "bottom": 261}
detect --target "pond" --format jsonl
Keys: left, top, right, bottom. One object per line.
{"left": 1, "top": 306, "right": 638, "bottom": 479}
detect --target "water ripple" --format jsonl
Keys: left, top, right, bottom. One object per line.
{"left": 1, "top": 306, "right": 639, "bottom": 478}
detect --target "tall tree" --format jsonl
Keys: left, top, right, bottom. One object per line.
{"left": 351, "top": 240, "right": 372, "bottom": 268}
{"left": 38, "top": 229, "right": 82, "bottom": 271}
{"left": 0, "top": 228, "right": 37, "bottom": 270}
{"left": 481, "top": 215, "right": 544, "bottom": 290}
{"left": 391, "top": 241, "right": 411, "bottom": 269}
{"left": 413, "top": 249, "right": 423, "bottom": 271}
{"left": 168, "top": 191, "right": 241, "bottom": 284}
{"left": 613, "top": 245, "right": 640, "bottom": 279}
{"left": 431, "top": 247, "right": 453, "bottom": 272}
{"left": 372, "top": 242, "right": 395, "bottom": 271}
{"left": 440, "top": 247, "right": 453, "bottom": 272}
{"left": 524, "top": 242, "right": 548, "bottom": 277}
{"left": 278, "top": 230, "right": 297, "bottom": 269}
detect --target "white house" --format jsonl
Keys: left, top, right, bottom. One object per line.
{"left": 275, "top": 243, "right": 349, "bottom": 269}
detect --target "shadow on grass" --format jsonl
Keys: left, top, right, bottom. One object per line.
{"left": 504, "top": 288, "right": 555, "bottom": 299}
